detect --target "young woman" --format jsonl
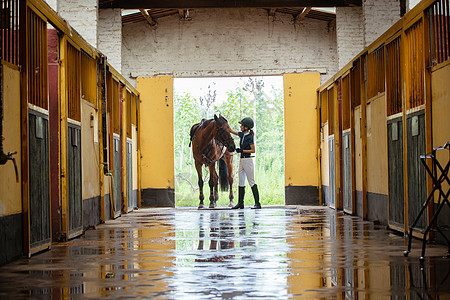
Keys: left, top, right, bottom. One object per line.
{"left": 230, "top": 117, "right": 261, "bottom": 209}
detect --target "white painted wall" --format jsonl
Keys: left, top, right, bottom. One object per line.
{"left": 336, "top": 7, "right": 364, "bottom": 69}
{"left": 363, "top": 0, "right": 401, "bottom": 47}
{"left": 122, "top": 8, "right": 338, "bottom": 85}
{"left": 98, "top": 9, "right": 122, "bottom": 72}
{"left": 58, "top": 0, "right": 98, "bottom": 48}
{"left": 408, "top": 0, "right": 422, "bottom": 11}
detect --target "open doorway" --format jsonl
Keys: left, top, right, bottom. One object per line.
{"left": 173, "top": 76, "right": 285, "bottom": 207}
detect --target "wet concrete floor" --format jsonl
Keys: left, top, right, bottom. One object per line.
{"left": 0, "top": 206, "right": 449, "bottom": 299}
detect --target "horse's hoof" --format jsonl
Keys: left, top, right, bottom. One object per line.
{"left": 209, "top": 202, "right": 216, "bottom": 209}
{"left": 228, "top": 201, "right": 234, "bottom": 207}
{"left": 198, "top": 203, "right": 205, "bottom": 209}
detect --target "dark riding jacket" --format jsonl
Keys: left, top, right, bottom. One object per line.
{"left": 238, "top": 132, "right": 254, "bottom": 158}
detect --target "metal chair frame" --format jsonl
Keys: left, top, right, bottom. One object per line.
{"left": 404, "top": 142, "right": 450, "bottom": 262}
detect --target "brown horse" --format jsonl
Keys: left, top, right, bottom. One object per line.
{"left": 189, "top": 114, "right": 236, "bottom": 208}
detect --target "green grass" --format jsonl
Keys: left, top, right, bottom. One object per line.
{"left": 175, "top": 168, "right": 285, "bottom": 207}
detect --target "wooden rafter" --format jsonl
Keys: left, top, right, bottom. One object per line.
{"left": 139, "top": 8, "right": 157, "bottom": 26}
{"left": 101, "top": 0, "right": 362, "bottom": 9}
{"left": 295, "top": 7, "right": 311, "bottom": 23}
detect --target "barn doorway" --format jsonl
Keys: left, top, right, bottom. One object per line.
{"left": 173, "top": 76, "right": 285, "bottom": 207}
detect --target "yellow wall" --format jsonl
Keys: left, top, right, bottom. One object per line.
{"left": 354, "top": 106, "right": 363, "bottom": 192}
{"left": 284, "top": 73, "right": 320, "bottom": 187}
{"left": 137, "top": 77, "right": 174, "bottom": 190}
{"left": 0, "top": 62, "right": 22, "bottom": 217}
{"left": 431, "top": 63, "right": 450, "bottom": 199}
{"left": 321, "top": 123, "right": 329, "bottom": 186}
{"left": 81, "top": 101, "right": 100, "bottom": 200}
{"left": 366, "top": 95, "right": 388, "bottom": 195}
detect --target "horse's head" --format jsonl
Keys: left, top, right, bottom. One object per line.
{"left": 214, "top": 114, "right": 236, "bottom": 152}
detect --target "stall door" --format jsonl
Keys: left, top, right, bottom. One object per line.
{"left": 388, "top": 117, "right": 404, "bottom": 229}
{"left": 68, "top": 124, "right": 82, "bottom": 238}
{"left": 127, "top": 140, "right": 133, "bottom": 212}
{"left": 329, "top": 137, "right": 336, "bottom": 208}
{"left": 29, "top": 111, "right": 51, "bottom": 252}
{"left": 113, "top": 135, "right": 121, "bottom": 217}
{"left": 407, "top": 111, "right": 427, "bottom": 231}
{"left": 343, "top": 131, "right": 352, "bottom": 212}
{"left": 26, "top": 7, "right": 51, "bottom": 254}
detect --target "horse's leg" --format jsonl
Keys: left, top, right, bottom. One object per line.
{"left": 226, "top": 155, "right": 234, "bottom": 207}
{"left": 196, "top": 161, "right": 205, "bottom": 209}
{"left": 208, "top": 164, "right": 218, "bottom": 208}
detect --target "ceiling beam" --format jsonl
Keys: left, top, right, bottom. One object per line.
{"left": 295, "top": 7, "right": 311, "bottom": 23}
{"left": 101, "top": 0, "right": 361, "bottom": 9}
{"left": 139, "top": 8, "right": 157, "bottom": 26}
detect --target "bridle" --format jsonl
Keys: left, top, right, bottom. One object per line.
{"left": 216, "top": 126, "right": 234, "bottom": 150}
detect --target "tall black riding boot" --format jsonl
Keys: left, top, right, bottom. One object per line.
{"left": 232, "top": 186, "right": 245, "bottom": 209}
{"left": 251, "top": 184, "right": 261, "bottom": 209}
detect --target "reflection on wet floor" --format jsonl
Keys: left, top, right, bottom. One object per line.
{"left": 0, "top": 207, "right": 449, "bottom": 299}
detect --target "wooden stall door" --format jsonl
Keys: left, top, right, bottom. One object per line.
{"left": 404, "top": 20, "right": 427, "bottom": 232}
{"left": 63, "top": 41, "right": 83, "bottom": 239}
{"left": 113, "top": 135, "right": 121, "bottom": 217}
{"left": 342, "top": 73, "right": 352, "bottom": 213}
{"left": 388, "top": 118, "right": 405, "bottom": 228}
{"left": 406, "top": 111, "right": 427, "bottom": 231}
{"left": 127, "top": 140, "right": 133, "bottom": 212}
{"left": 343, "top": 132, "right": 352, "bottom": 212}
{"left": 68, "top": 124, "right": 82, "bottom": 237}
{"left": 26, "top": 6, "right": 51, "bottom": 254}
{"left": 386, "top": 35, "right": 405, "bottom": 231}
{"left": 28, "top": 111, "right": 51, "bottom": 251}
{"left": 329, "top": 137, "right": 336, "bottom": 208}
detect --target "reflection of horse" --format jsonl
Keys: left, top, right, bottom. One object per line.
{"left": 190, "top": 115, "right": 236, "bottom": 208}
{"left": 196, "top": 211, "right": 235, "bottom": 262}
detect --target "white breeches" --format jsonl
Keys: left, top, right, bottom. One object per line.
{"left": 238, "top": 157, "right": 255, "bottom": 187}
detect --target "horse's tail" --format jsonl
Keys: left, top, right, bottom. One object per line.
{"left": 189, "top": 124, "right": 197, "bottom": 147}
{"left": 189, "top": 123, "right": 202, "bottom": 147}
{"left": 218, "top": 157, "right": 228, "bottom": 192}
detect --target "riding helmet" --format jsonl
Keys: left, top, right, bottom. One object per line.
{"left": 239, "top": 117, "right": 254, "bottom": 129}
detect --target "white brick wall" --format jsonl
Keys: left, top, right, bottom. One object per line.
{"left": 122, "top": 8, "right": 338, "bottom": 85}
{"left": 336, "top": 7, "right": 364, "bottom": 69}
{"left": 98, "top": 9, "right": 122, "bottom": 72}
{"left": 408, "top": 0, "right": 422, "bottom": 11}
{"left": 58, "top": 0, "right": 98, "bottom": 48}
{"left": 44, "top": 0, "right": 57, "bottom": 11}
{"left": 363, "top": 0, "right": 401, "bottom": 47}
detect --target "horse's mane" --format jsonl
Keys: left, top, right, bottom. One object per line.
{"left": 201, "top": 119, "right": 213, "bottom": 128}
{"left": 189, "top": 116, "right": 229, "bottom": 147}
{"left": 190, "top": 119, "right": 213, "bottom": 138}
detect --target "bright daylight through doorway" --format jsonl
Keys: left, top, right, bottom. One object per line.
{"left": 173, "top": 76, "right": 285, "bottom": 207}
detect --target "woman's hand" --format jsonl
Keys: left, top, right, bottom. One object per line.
{"left": 230, "top": 129, "right": 238, "bottom": 136}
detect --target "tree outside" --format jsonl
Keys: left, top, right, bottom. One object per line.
{"left": 174, "top": 76, "right": 285, "bottom": 207}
